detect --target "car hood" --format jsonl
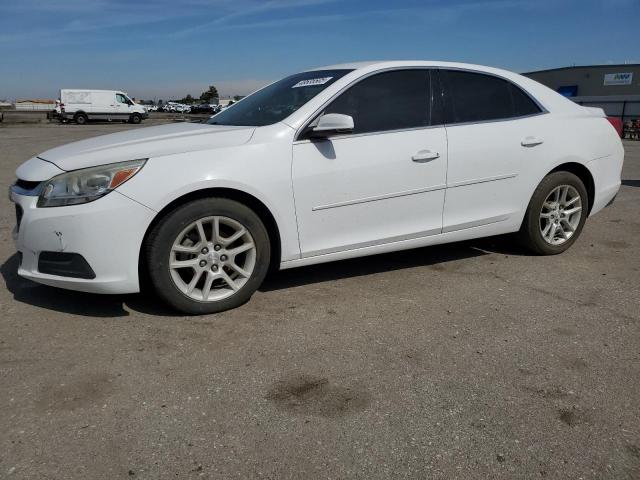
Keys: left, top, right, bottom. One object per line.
{"left": 20, "top": 122, "right": 255, "bottom": 179}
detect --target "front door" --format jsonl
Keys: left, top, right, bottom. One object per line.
{"left": 114, "top": 93, "right": 130, "bottom": 120}
{"left": 292, "top": 69, "right": 447, "bottom": 258}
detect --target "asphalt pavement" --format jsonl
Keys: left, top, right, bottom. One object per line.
{"left": 1, "top": 122, "right": 639, "bottom": 479}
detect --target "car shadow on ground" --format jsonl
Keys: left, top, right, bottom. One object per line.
{"left": 1, "top": 236, "right": 529, "bottom": 318}
{"left": 259, "top": 235, "right": 527, "bottom": 292}
{"left": 0, "top": 254, "right": 171, "bottom": 318}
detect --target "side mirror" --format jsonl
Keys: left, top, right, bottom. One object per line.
{"left": 310, "top": 113, "right": 354, "bottom": 138}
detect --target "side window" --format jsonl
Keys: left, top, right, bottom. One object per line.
{"left": 116, "top": 94, "right": 128, "bottom": 104}
{"left": 322, "top": 70, "right": 431, "bottom": 135}
{"left": 510, "top": 83, "right": 542, "bottom": 117}
{"left": 441, "top": 70, "right": 541, "bottom": 124}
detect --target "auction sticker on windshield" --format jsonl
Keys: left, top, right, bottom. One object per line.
{"left": 292, "top": 77, "right": 333, "bottom": 88}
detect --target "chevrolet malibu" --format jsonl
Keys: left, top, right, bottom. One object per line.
{"left": 10, "top": 61, "right": 623, "bottom": 314}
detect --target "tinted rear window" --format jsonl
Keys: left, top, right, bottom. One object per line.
{"left": 510, "top": 83, "right": 542, "bottom": 116}
{"left": 441, "top": 70, "right": 541, "bottom": 124}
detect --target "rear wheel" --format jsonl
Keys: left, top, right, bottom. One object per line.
{"left": 74, "top": 113, "right": 88, "bottom": 125}
{"left": 519, "top": 171, "right": 588, "bottom": 255}
{"left": 145, "top": 198, "right": 270, "bottom": 314}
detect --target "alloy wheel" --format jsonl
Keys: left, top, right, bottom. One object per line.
{"left": 539, "top": 184, "right": 582, "bottom": 246}
{"left": 169, "top": 216, "right": 256, "bottom": 301}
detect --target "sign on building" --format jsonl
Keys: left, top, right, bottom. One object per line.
{"left": 603, "top": 73, "right": 633, "bottom": 86}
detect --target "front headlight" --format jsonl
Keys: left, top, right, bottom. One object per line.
{"left": 37, "top": 159, "right": 146, "bottom": 207}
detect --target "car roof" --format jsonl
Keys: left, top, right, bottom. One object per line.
{"left": 310, "top": 60, "right": 518, "bottom": 78}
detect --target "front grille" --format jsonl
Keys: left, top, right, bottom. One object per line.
{"left": 15, "top": 204, "right": 23, "bottom": 231}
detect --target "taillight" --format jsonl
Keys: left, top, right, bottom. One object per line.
{"left": 606, "top": 117, "right": 623, "bottom": 138}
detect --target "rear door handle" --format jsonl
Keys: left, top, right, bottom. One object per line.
{"left": 412, "top": 150, "right": 440, "bottom": 163}
{"left": 521, "top": 136, "right": 544, "bottom": 147}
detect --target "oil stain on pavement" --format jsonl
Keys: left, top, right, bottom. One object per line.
{"left": 266, "top": 374, "right": 370, "bottom": 417}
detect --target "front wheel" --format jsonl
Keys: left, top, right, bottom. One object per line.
{"left": 519, "top": 171, "right": 588, "bottom": 255}
{"left": 130, "top": 113, "right": 142, "bottom": 124}
{"left": 145, "top": 198, "right": 271, "bottom": 314}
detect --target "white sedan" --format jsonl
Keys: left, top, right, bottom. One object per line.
{"left": 10, "top": 61, "right": 623, "bottom": 314}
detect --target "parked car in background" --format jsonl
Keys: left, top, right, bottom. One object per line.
{"left": 190, "top": 104, "right": 218, "bottom": 114}
{"left": 11, "top": 61, "right": 623, "bottom": 314}
{"left": 623, "top": 120, "right": 640, "bottom": 140}
{"left": 56, "top": 89, "right": 148, "bottom": 125}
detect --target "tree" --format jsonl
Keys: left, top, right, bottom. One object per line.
{"left": 200, "top": 85, "right": 219, "bottom": 103}
{"left": 179, "top": 94, "right": 195, "bottom": 104}
{"left": 233, "top": 95, "right": 244, "bottom": 101}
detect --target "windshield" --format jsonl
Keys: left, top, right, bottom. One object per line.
{"left": 207, "top": 69, "right": 353, "bottom": 127}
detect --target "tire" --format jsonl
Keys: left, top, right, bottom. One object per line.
{"left": 74, "top": 113, "right": 88, "bottom": 125}
{"left": 519, "top": 171, "right": 588, "bottom": 255}
{"left": 145, "top": 198, "right": 271, "bottom": 314}
{"left": 130, "top": 113, "right": 142, "bottom": 124}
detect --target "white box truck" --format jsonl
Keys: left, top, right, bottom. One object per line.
{"left": 57, "top": 89, "right": 148, "bottom": 125}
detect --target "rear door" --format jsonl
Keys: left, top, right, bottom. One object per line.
{"left": 292, "top": 69, "right": 448, "bottom": 257}
{"left": 439, "top": 69, "right": 547, "bottom": 232}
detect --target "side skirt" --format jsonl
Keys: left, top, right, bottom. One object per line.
{"left": 279, "top": 218, "right": 520, "bottom": 271}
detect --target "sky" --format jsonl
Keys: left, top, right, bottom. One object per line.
{"left": 0, "top": 0, "right": 638, "bottom": 101}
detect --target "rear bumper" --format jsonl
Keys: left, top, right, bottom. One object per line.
{"left": 10, "top": 189, "right": 155, "bottom": 294}
{"left": 588, "top": 151, "right": 623, "bottom": 216}
{"left": 591, "top": 181, "right": 620, "bottom": 215}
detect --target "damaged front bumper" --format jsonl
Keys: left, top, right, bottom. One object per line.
{"left": 9, "top": 187, "right": 156, "bottom": 294}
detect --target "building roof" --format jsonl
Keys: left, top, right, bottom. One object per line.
{"left": 524, "top": 64, "right": 640, "bottom": 75}
{"left": 15, "top": 99, "right": 55, "bottom": 104}
{"left": 569, "top": 94, "right": 640, "bottom": 102}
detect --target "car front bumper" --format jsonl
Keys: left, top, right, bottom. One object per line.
{"left": 10, "top": 188, "right": 156, "bottom": 294}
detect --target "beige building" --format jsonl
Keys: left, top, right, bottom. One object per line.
{"left": 14, "top": 99, "right": 56, "bottom": 111}
{"left": 523, "top": 64, "right": 640, "bottom": 122}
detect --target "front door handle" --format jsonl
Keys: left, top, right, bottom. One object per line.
{"left": 521, "top": 136, "right": 544, "bottom": 147}
{"left": 412, "top": 150, "right": 440, "bottom": 163}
